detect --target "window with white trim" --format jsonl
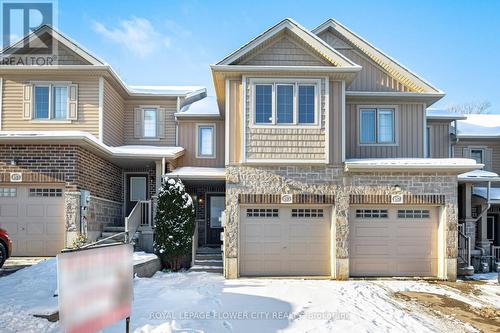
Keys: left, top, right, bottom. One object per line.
{"left": 359, "top": 107, "right": 396, "bottom": 144}
{"left": 356, "top": 209, "right": 388, "bottom": 218}
{"left": 292, "top": 208, "right": 324, "bottom": 218}
{"left": 246, "top": 208, "right": 279, "bottom": 218}
{"left": 33, "top": 84, "right": 69, "bottom": 120}
{"left": 29, "top": 188, "right": 63, "bottom": 197}
{"left": 197, "top": 124, "right": 215, "bottom": 158}
{"left": 470, "top": 149, "right": 484, "bottom": 164}
{"left": 143, "top": 108, "right": 157, "bottom": 138}
{"left": 0, "top": 188, "right": 16, "bottom": 197}
{"left": 253, "top": 79, "right": 319, "bottom": 126}
{"left": 397, "top": 209, "right": 430, "bottom": 219}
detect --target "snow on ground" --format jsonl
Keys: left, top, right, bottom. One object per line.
{"left": 133, "top": 251, "right": 158, "bottom": 265}
{"left": 464, "top": 273, "right": 500, "bottom": 308}
{"left": 1, "top": 259, "right": 498, "bottom": 333}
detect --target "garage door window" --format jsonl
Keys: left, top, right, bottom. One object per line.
{"left": 397, "top": 209, "right": 430, "bottom": 219}
{"left": 0, "top": 188, "right": 16, "bottom": 197}
{"left": 355, "top": 209, "right": 388, "bottom": 218}
{"left": 292, "top": 208, "right": 324, "bottom": 218}
{"left": 29, "top": 188, "right": 63, "bottom": 197}
{"left": 246, "top": 208, "right": 279, "bottom": 218}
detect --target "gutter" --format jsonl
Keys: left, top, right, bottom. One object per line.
{"left": 210, "top": 64, "right": 362, "bottom": 73}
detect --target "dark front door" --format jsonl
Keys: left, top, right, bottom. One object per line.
{"left": 206, "top": 194, "right": 224, "bottom": 245}
{"left": 126, "top": 174, "right": 148, "bottom": 216}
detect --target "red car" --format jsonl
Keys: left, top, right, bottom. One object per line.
{"left": 0, "top": 228, "right": 12, "bottom": 268}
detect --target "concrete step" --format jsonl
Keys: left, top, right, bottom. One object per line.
{"left": 103, "top": 226, "right": 125, "bottom": 232}
{"left": 196, "top": 247, "right": 223, "bottom": 254}
{"left": 101, "top": 231, "right": 126, "bottom": 239}
{"left": 457, "top": 265, "right": 475, "bottom": 276}
{"left": 195, "top": 253, "right": 222, "bottom": 261}
{"left": 189, "top": 265, "right": 223, "bottom": 274}
{"left": 194, "top": 259, "right": 223, "bottom": 267}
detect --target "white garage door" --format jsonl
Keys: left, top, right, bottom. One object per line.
{"left": 0, "top": 186, "right": 65, "bottom": 256}
{"left": 349, "top": 206, "right": 438, "bottom": 277}
{"left": 240, "top": 206, "right": 331, "bottom": 276}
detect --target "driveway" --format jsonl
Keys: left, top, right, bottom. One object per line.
{"left": 0, "top": 257, "right": 51, "bottom": 277}
{"left": 0, "top": 257, "right": 498, "bottom": 333}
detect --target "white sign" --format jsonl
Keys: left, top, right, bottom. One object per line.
{"left": 391, "top": 194, "right": 404, "bottom": 204}
{"left": 58, "top": 244, "right": 133, "bottom": 333}
{"left": 9, "top": 172, "right": 22, "bottom": 182}
{"left": 281, "top": 194, "right": 293, "bottom": 204}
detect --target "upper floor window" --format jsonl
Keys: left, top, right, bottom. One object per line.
{"left": 197, "top": 124, "right": 215, "bottom": 158}
{"left": 359, "top": 107, "right": 396, "bottom": 144}
{"left": 470, "top": 149, "right": 484, "bottom": 164}
{"left": 252, "top": 79, "right": 320, "bottom": 126}
{"left": 33, "top": 84, "right": 69, "bottom": 120}
{"left": 143, "top": 108, "right": 157, "bottom": 138}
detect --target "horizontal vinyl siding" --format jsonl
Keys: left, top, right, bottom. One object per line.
{"left": 428, "top": 121, "right": 450, "bottom": 158}
{"left": 454, "top": 139, "right": 500, "bottom": 175}
{"left": 102, "top": 78, "right": 125, "bottom": 146}
{"left": 346, "top": 102, "right": 425, "bottom": 158}
{"left": 123, "top": 98, "right": 177, "bottom": 146}
{"left": 2, "top": 74, "right": 99, "bottom": 136}
{"left": 177, "top": 120, "right": 224, "bottom": 167}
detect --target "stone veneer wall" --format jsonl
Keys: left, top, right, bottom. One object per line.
{"left": 225, "top": 166, "right": 458, "bottom": 281}
{"left": 86, "top": 196, "right": 123, "bottom": 242}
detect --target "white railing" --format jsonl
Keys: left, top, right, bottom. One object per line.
{"left": 492, "top": 245, "right": 500, "bottom": 263}
{"left": 191, "top": 221, "right": 199, "bottom": 267}
{"left": 125, "top": 200, "right": 151, "bottom": 243}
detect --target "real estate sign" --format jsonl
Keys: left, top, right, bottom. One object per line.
{"left": 57, "top": 244, "right": 133, "bottom": 333}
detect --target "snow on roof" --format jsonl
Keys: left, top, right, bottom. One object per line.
{"left": 166, "top": 167, "right": 225, "bottom": 180}
{"left": 128, "top": 85, "right": 206, "bottom": 96}
{"left": 177, "top": 96, "right": 220, "bottom": 117}
{"left": 345, "top": 158, "right": 482, "bottom": 171}
{"left": 473, "top": 187, "right": 500, "bottom": 202}
{"left": 426, "top": 109, "right": 467, "bottom": 120}
{"left": 458, "top": 170, "right": 500, "bottom": 182}
{"left": 0, "top": 131, "right": 184, "bottom": 158}
{"left": 456, "top": 114, "right": 500, "bottom": 138}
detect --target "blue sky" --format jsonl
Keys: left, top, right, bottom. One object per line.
{"left": 56, "top": 0, "right": 499, "bottom": 110}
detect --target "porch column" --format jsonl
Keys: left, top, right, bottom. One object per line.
{"left": 477, "top": 203, "right": 492, "bottom": 255}
{"left": 464, "top": 183, "right": 476, "bottom": 249}
{"left": 155, "top": 160, "right": 163, "bottom": 194}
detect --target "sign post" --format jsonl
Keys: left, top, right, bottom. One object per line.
{"left": 57, "top": 244, "right": 133, "bottom": 333}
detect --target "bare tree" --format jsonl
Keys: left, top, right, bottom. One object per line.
{"left": 446, "top": 101, "right": 491, "bottom": 114}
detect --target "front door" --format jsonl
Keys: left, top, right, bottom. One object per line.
{"left": 206, "top": 194, "right": 224, "bottom": 245}
{"left": 126, "top": 174, "right": 148, "bottom": 216}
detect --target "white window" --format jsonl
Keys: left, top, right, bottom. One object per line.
{"left": 359, "top": 107, "right": 396, "bottom": 144}
{"left": 356, "top": 209, "right": 388, "bottom": 218}
{"left": 246, "top": 208, "right": 279, "bottom": 218}
{"left": 29, "top": 188, "right": 63, "bottom": 197}
{"left": 33, "top": 84, "right": 69, "bottom": 120}
{"left": 398, "top": 209, "right": 430, "bottom": 219}
{"left": 143, "top": 108, "right": 157, "bottom": 138}
{"left": 210, "top": 196, "right": 225, "bottom": 228}
{"left": 252, "top": 79, "right": 320, "bottom": 126}
{"left": 0, "top": 188, "right": 16, "bottom": 197}
{"left": 470, "top": 149, "right": 484, "bottom": 164}
{"left": 291, "top": 208, "right": 324, "bottom": 218}
{"left": 130, "top": 177, "right": 147, "bottom": 201}
{"left": 197, "top": 124, "right": 215, "bottom": 158}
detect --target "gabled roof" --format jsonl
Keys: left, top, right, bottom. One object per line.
{"left": 216, "top": 18, "right": 360, "bottom": 69}
{"left": 2, "top": 24, "right": 105, "bottom": 65}
{"left": 456, "top": 114, "right": 500, "bottom": 138}
{"left": 313, "top": 19, "right": 443, "bottom": 94}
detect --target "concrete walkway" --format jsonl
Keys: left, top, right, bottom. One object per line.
{"left": 0, "top": 257, "right": 52, "bottom": 277}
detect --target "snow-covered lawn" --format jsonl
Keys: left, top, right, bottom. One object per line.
{"left": 0, "top": 258, "right": 498, "bottom": 333}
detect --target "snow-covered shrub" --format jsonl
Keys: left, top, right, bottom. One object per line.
{"left": 153, "top": 177, "right": 195, "bottom": 270}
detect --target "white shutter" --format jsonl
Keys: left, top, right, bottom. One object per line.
{"left": 67, "top": 84, "right": 78, "bottom": 120}
{"left": 134, "top": 108, "right": 143, "bottom": 138}
{"left": 157, "top": 108, "right": 166, "bottom": 139}
{"left": 22, "top": 84, "right": 33, "bottom": 119}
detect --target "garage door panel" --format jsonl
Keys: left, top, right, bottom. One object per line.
{"left": 349, "top": 206, "right": 438, "bottom": 277}
{"left": 0, "top": 185, "right": 65, "bottom": 256}
{"left": 1, "top": 204, "right": 18, "bottom": 217}
{"left": 240, "top": 206, "right": 331, "bottom": 276}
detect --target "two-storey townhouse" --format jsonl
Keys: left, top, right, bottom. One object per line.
{"left": 211, "top": 19, "right": 480, "bottom": 281}
{"left": 0, "top": 25, "right": 224, "bottom": 256}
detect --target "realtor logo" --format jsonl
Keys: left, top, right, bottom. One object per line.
{"left": 1, "top": 0, "right": 58, "bottom": 63}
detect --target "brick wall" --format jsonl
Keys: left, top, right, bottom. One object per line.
{"left": 0, "top": 144, "right": 123, "bottom": 201}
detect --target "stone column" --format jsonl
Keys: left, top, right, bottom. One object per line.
{"left": 65, "top": 191, "right": 81, "bottom": 247}
{"left": 477, "top": 203, "right": 492, "bottom": 255}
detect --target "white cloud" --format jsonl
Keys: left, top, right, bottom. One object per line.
{"left": 92, "top": 17, "right": 170, "bottom": 58}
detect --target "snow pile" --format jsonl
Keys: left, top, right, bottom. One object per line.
{"left": 133, "top": 252, "right": 158, "bottom": 265}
